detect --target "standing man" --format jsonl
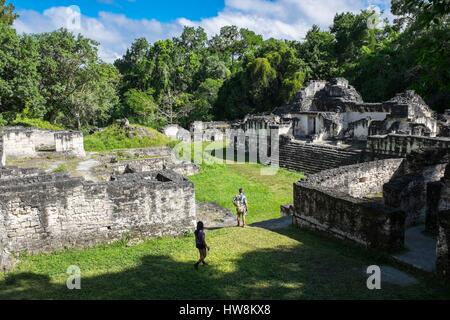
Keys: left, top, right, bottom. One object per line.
{"left": 233, "top": 188, "right": 248, "bottom": 227}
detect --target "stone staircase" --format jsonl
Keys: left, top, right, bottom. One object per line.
{"left": 279, "top": 141, "right": 364, "bottom": 174}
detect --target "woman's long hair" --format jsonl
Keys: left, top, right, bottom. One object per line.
{"left": 195, "top": 221, "right": 204, "bottom": 237}
{"left": 196, "top": 221, "right": 204, "bottom": 231}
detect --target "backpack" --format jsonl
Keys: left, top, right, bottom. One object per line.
{"left": 233, "top": 195, "right": 246, "bottom": 214}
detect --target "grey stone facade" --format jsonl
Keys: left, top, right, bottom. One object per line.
{"left": 108, "top": 156, "right": 199, "bottom": 177}
{"left": 0, "top": 168, "right": 196, "bottom": 271}
{"left": 293, "top": 159, "right": 407, "bottom": 251}
{"left": 292, "top": 149, "right": 450, "bottom": 280}
{"left": 0, "top": 127, "right": 86, "bottom": 166}
{"left": 367, "top": 134, "right": 450, "bottom": 159}
{"left": 278, "top": 134, "right": 364, "bottom": 174}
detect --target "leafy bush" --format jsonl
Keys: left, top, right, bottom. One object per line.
{"left": 12, "top": 117, "right": 64, "bottom": 131}
{"left": 84, "top": 124, "right": 177, "bottom": 152}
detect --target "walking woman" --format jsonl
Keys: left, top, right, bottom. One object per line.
{"left": 194, "top": 221, "right": 210, "bottom": 270}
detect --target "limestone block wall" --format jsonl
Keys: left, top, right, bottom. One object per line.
{"left": 367, "top": 134, "right": 450, "bottom": 159}
{"left": 293, "top": 159, "right": 407, "bottom": 251}
{"left": 437, "top": 167, "right": 450, "bottom": 280}
{"left": 109, "top": 157, "right": 199, "bottom": 177}
{"left": 1, "top": 127, "right": 86, "bottom": 162}
{"left": 437, "top": 209, "right": 450, "bottom": 280}
{"left": 0, "top": 170, "right": 196, "bottom": 270}
{"left": 55, "top": 131, "right": 85, "bottom": 157}
{"left": 278, "top": 135, "right": 364, "bottom": 174}
{"left": 306, "top": 158, "right": 404, "bottom": 198}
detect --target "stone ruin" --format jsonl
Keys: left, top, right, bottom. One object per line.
{"left": 0, "top": 166, "right": 196, "bottom": 271}
{"left": 107, "top": 155, "right": 199, "bottom": 178}
{"left": 271, "top": 78, "right": 440, "bottom": 140}
{"left": 292, "top": 146, "right": 450, "bottom": 280}
{"left": 294, "top": 159, "right": 406, "bottom": 250}
{"left": 0, "top": 126, "right": 203, "bottom": 272}
{"left": 0, "top": 126, "right": 86, "bottom": 166}
{"left": 222, "top": 78, "right": 450, "bottom": 174}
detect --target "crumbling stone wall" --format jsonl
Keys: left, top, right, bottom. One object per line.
{"left": 293, "top": 159, "right": 406, "bottom": 251}
{"left": 437, "top": 165, "right": 450, "bottom": 280}
{"left": 190, "top": 121, "right": 230, "bottom": 142}
{"left": 109, "top": 156, "right": 199, "bottom": 177}
{"left": 382, "top": 148, "right": 449, "bottom": 227}
{"left": 367, "top": 134, "right": 450, "bottom": 159}
{"left": 0, "top": 169, "right": 196, "bottom": 271}
{"left": 1, "top": 127, "right": 85, "bottom": 163}
{"left": 162, "top": 124, "right": 191, "bottom": 142}
{"left": 306, "top": 159, "right": 404, "bottom": 198}
{"left": 279, "top": 134, "right": 364, "bottom": 174}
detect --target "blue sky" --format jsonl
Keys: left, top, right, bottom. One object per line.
{"left": 11, "top": 0, "right": 226, "bottom": 22}
{"left": 11, "top": 0, "right": 393, "bottom": 62}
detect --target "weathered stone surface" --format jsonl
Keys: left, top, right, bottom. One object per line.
{"left": 437, "top": 209, "right": 450, "bottom": 279}
{"left": 195, "top": 202, "right": 236, "bottom": 229}
{"left": 279, "top": 134, "right": 364, "bottom": 174}
{"left": 0, "top": 127, "right": 85, "bottom": 163}
{"left": 392, "top": 225, "right": 437, "bottom": 273}
{"left": 107, "top": 156, "right": 199, "bottom": 177}
{"left": 0, "top": 169, "right": 196, "bottom": 271}
{"left": 367, "top": 134, "right": 450, "bottom": 159}
{"left": 190, "top": 121, "right": 231, "bottom": 142}
{"left": 426, "top": 181, "right": 443, "bottom": 233}
{"left": 293, "top": 159, "right": 407, "bottom": 251}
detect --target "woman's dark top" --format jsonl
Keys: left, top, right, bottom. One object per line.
{"left": 195, "top": 229, "right": 206, "bottom": 250}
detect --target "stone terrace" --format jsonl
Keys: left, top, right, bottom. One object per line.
{"left": 0, "top": 166, "right": 196, "bottom": 271}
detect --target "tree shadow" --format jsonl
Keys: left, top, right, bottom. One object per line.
{"left": 1, "top": 230, "right": 449, "bottom": 300}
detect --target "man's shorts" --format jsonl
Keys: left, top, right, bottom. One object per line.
{"left": 236, "top": 209, "right": 248, "bottom": 216}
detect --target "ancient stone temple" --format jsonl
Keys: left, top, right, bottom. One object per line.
{"left": 225, "top": 78, "right": 449, "bottom": 174}
{"left": 0, "top": 127, "right": 86, "bottom": 166}
{"left": 271, "top": 77, "right": 439, "bottom": 141}
{"left": 0, "top": 167, "right": 196, "bottom": 271}
{"left": 291, "top": 147, "right": 450, "bottom": 280}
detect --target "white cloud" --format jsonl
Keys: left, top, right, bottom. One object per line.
{"left": 14, "top": 0, "right": 394, "bottom": 63}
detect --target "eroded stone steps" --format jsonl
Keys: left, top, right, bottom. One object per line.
{"left": 279, "top": 143, "right": 364, "bottom": 174}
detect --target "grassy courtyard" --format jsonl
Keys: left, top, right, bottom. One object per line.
{"left": 189, "top": 163, "right": 303, "bottom": 223}
{"left": 0, "top": 162, "right": 449, "bottom": 299}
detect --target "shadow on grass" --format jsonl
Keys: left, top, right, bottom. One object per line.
{"left": 1, "top": 228, "right": 449, "bottom": 300}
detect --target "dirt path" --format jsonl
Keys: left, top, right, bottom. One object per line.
{"left": 76, "top": 157, "right": 101, "bottom": 182}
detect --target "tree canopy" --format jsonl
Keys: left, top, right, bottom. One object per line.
{"left": 0, "top": 0, "right": 449, "bottom": 129}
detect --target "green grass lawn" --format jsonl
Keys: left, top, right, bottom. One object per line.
{"left": 1, "top": 157, "right": 449, "bottom": 299}
{"left": 189, "top": 163, "right": 303, "bottom": 223}
{"left": 84, "top": 124, "right": 177, "bottom": 152}
{"left": 1, "top": 227, "right": 449, "bottom": 299}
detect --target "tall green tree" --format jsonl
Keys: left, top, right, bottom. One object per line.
{"left": 35, "top": 29, "right": 119, "bottom": 128}
{"left": 297, "top": 25, "right": 337, "bottom": 80}
{"left": 0, "top": 22, "right": 43, "bottom": 120}
{"left": 0, "top": 0, "right": 17, "bottom": 25}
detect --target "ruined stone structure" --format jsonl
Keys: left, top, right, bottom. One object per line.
{"left": 162, "top": 124, "right": 191, "bottom": 142}
{"left": 437, "top": 164, "right": 450, "bottom": 279}
{"left": 0, "top": 167, "right": 196, "bottom": 271}
{"left": 367, "top": 134, "right": 450, "bottom": 159}
{"left": 0, "top": 127, "right": 85, "bottom": 166}
{"left": 108, "top": 156, "right": 199, "bottom": 177}
{"left": 292, "top": 147, "right": 450, "bottom": 279}
{"left": 272, "top": 78, "right": 438, "bottom": 141}
{"left": 190, "top": 121, "right": 231, "bottom": 142}
{"left": 293, "top": 159, "right": 406, "bottom": 250}
{"left": 220, "top": 78, "right": 449, "bottom": 173}
{"left": 278, "top": 134, "right": 364, "bottom": 174}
